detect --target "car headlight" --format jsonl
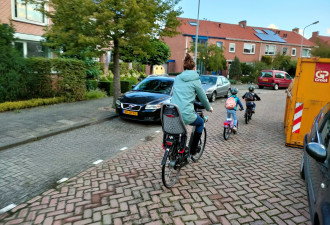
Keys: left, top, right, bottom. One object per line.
{"left": 145, "top": 104, "right": 161, "bottom": 110}
{"left": 116, "top": 99, "right": 121, "bottom": 105}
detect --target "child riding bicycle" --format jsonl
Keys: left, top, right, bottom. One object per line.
{"left": 225, "top": 87, "right": 244, "bottom": 132}
{"left": 242, "top": 85, "right": 261, "bottom": 113}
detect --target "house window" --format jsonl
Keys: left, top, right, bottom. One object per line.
{"left": 265, "top": 45, "right": 276, "bottom": 55}
{"left": 292, "top": 48, "right": 296, "bottom": 56}
{"left": 302, "top": 48, "right": 311, "bottom": 57}
{"left": 13, "top": 0, "right": 46, "bottom": 24}
{"left": 229, "top": 43, "right": 235, "bottom": 53}
{"left": 14, "top": 40, "right": 50, "bottom": 58}
{"left": 216, "top": 42, "right": 223, "bottom": 49}
{"left": 283, "top": 34, "right": 287, "bottom": 38}
{"left": 243, "top": 43, "right": 255, "bottom": 54}
{"left": 283, "top": 47, "right": 288, "bottom": 55}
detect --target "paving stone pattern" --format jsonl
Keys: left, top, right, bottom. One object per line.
{"left": 0, "top": 90, "right": 311, "bottom": 225}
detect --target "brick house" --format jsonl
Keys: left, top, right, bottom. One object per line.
{"left": 309, "top": 31, "right": 330, "bottom": 46}
{"left": 162, "top": 17, "right": 316, "bottom": 75}
{"left": 0, "top": 0, "right": 52, "bottom": 58}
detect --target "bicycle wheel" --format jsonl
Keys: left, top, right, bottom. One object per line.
{"left": 162, "top": 148, "right": 181, "bottom": 188}
{"left": 192, "top": 127, "right": 207, "bottom": 162}
{"left": 223, "top": 127, "right": 230, "bottom": 140}
{"left": 245, "top": 112, "right": 249, "bottom": 124}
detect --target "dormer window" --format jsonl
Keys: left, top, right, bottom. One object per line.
{"left": 188, "top": 21, "right": 197, "bottom": 26}
{"left": 283, "top": 34, "right": 288, "bottom": 38}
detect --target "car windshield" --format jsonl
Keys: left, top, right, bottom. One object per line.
{"left": 133, "top": 79, "right": 173, "bottom": 94}
{"left": 200, "top": 76, "right": 217, "bottom": 85}
{"left": 260, "top": 71, "right": 273, "bottom": 78}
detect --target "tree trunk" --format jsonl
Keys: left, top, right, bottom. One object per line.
{"left": 112, "top": 38, "right": 121, "bottom": 108}
{"left": 149, "top": 64, "right": 153, "bottom": 75}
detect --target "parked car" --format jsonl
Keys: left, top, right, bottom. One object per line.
{"left": 116, "top": 75, "right": 174, "bottom": 122}
{"left": 200, "top": 75, "right": 231, "bottom": 102}
{"left": 300, "top": 102, "right": 330, "bottom": 225}
{"left": 257, "top": 70, "right": 293, "bottom": 90}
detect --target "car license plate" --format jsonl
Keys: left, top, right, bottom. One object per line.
{"left": 263, "top": 79, "right": 268, "bottom": 81}
{"left": 123, "top": 110, "right": 138, "bottom": 116}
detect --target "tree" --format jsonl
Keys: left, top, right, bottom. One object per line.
{"left": 229, "top": 57, "right": 242, "bottom": 79}
{"left": 29, "top": 0, "right": 181, "bottom": 107}
{"left": 0, "top": 23, "right": 27, "bottom": 102}
{"left": 190, "top": 43, "right": 226, "bottom": 74}
{"left": 121, "top": 38, "right": 171, "bottom": 74}
{"left": 88, "top": 0, "right": 181, "bottom": 107}
{"left": 311, "top": 39, "right": 330, "bottom": 58}
{"left": 272, "top": 53, "right": 291, "bottom": 71}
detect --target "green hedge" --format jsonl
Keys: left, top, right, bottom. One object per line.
{"left": 98, "top": 80, "right": 136, "bottom": 96}
{"left": 0, "top": 97, "right": 65, "bottom": 112}
{"left": 86, "top": 80, "right": 99, "bottom": 91}
{"left": 98, "top": 81, "right": 113, "bottom": 96}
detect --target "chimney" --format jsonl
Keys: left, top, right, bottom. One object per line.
{"left": 292, "top": 27, "right": 299, "bottom": 33}
{"left": 239, "top": 20, "right": 247, "bottom": 28}
{"left": 312, "top": 31, "right": 319, "bottom": 38}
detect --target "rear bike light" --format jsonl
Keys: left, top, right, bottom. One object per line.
{"left": 166, "top": 114, "right": 174, "bottom": 118}
{"left": 179, "top": 148, "right": 185, "bottom": 153}
{"left": 166, "top": 141, "right": 173, "bottom": 146}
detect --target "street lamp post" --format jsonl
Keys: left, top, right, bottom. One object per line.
{"left": 194, "top": 0, "right": 200, "bottom": 67}
{"left": 300, "top": 21, "right": 319, "bottom": 58}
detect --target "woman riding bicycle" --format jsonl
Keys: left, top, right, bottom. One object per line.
{"left": 170, "top": 53, "right": 213, "bottom": 155}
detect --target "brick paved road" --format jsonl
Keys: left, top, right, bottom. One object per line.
{"left": 0, "top": 89, "right": 310, "bottom": 225}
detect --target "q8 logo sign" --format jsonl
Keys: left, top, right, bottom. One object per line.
{"left": 314, "top": 63, "right": 330, "bottom": 83}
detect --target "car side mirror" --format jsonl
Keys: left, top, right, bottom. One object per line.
{"left": 306, "top": 142, "right": 327, "bottom": 163}
{"left": 132, "top": 85, "right": 136, "bottom": 89}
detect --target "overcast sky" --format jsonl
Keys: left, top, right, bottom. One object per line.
{"left": 175, "top": 0, "right": 330, "bottom": 39}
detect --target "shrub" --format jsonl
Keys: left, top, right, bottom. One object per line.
{"left": 86, "top": 80, "right": 98, "bottom": 91}
{"left": 229, "top": 79, "right": 237, "bottom": 84}
{"left": 0, "top": 23, "right": 27, "bottom": 103}
{"left": 229, "top": 57, "right": 242, "bottom": 79}
{"left": 84, "top": 89, "right": 106, "bottom": 99}
{"left": 98, "top": 81, "right": 113, "bottom": 96}
{"left": 0, "top": 97, "right": 65, "bottom": 112}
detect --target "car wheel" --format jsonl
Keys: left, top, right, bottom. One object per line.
{"left": 210, "top": 92, "right": 216, "bottom": 102}
{"left": 300, "top": 154, "right": 305, "bottom": 180}
{"left": 274, "top": 84, "right": 279, "bottom": 90}
{"left": 258, "top": 85, "right": 264, "bottom": 89}
{"left": 224, "top": 89, "right": 230, "bottom": 98}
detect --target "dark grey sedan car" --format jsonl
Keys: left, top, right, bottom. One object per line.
{"left": 300, "top": 102, "right": 330, "bottom": 225}
{"left": 200, "top": 75, "right": 231, "bottom": 102}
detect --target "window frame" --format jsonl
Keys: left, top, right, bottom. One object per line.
{"left": 292, "top": 48, "right": 296, "bottom": 56}
{"left": 11, "top": 0, "right": 48, "bottom": 26}
{"left": 265, "top": 44, "right": 276, "bottom": 55}
{"left": 302, "top": 48, "right": 311, "bottom": 58}
{"left": 243, "top": 43, "right": 255, "bottom": 54}
{"left": 229, "top": 43, "right": 235, "bottom": 53}
{"left": 283, "top": 47, "right": 288, "bottom": 55}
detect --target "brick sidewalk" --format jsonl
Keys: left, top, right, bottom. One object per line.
{"left": 0, "top": 90, "right": 310, "bottom": 225}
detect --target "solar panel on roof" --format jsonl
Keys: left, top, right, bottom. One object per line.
{"left": 255, "top": 33, "right": 286, "bottom": 43}
{"left": 254, "top": 29, "right": 263, "bottom": 34}
{"left": 263, "top": 29, "right": 276, "bottom": 35}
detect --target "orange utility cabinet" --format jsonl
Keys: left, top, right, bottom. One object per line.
{"left": 284, "top": 58, "right": 330, "bottom": 148}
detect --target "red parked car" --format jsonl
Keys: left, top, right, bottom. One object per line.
{"left": 257, "top": 70, "right": 293, "bottom": 90}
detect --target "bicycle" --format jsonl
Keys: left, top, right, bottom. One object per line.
{"left": 160, "top": 102, "right": 207, "bottom": 188}
{"left": 245, "top": 105, "right": 253, "bottom": 124}
{"left": 223, "top": 109, "right": 242, "bottom": 140}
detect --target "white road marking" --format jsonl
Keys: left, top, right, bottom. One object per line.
{"left": 57, "top": 178, "right": 68, "bottom": 184}
{"left": 93, "top": 160, "right": 103, "bottom": 165}
{"left": 0, "top": 204, "right": 16, "bottom": 214}
{"left": 120, "top": 147, "right": 128, "bottom": 151}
